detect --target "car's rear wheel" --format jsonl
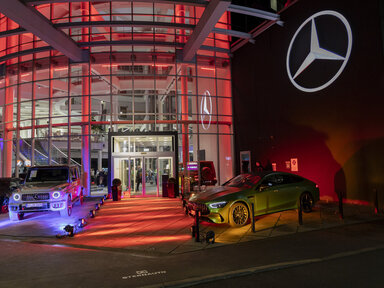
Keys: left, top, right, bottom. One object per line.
{"left": 300, "top": 192, "right": 314, "bottom": 213}
{"left": 229, "top": 202, "right": 249, "bottom": 227}
{"left": 60, "top": 195, "right": 72, "bottom": 217}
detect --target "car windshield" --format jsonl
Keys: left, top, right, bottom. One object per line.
{"left": 25, "top": 168, "right": 69, "bottom": 183}
{"left": 223, "top": 174, "right": 261, "bottom": 188}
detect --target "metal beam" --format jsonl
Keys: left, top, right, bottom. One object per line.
{"left": 0, "top": 21, "right": 195, "bottom": 39}
{"left": 212, "top": 27, "right": 252, "bottom": 39}
{"left": 54, "top": 20, "right": 195, "bottom": 31}
{"left": 227, "top": 4, "right": 281, "bottom": 23}
{"left": 183, "top": 0, "right": 231, "bottom": 62}
{"left": 0, "top": 0, "right": 88, "bottom": 62}
{"left": 25, "top": 0, "right": 208, "bottom": 7}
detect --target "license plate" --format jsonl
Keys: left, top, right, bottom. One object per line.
{"left": 26, "top": 203, "right": 43, "bottom": 208}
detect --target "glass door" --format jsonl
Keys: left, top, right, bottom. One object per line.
{"left": 144, "top": 157, "right": 158, "bottom": 196}
{"left": 114, "top": 158, "right": 130, "bottom": 196}
{"left": 120, "top": 159, "right": 130, "bottom": 195}
{"left": 131, "top": 157, "right": 144, "bottom": 196}
{"left": 158, "top": 157, "right": 173, "bottom": 194}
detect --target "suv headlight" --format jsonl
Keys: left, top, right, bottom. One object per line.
{"left": 52, "top": 191, "right": 61, "bottom": 199}
{"left": 209, "top": 201, "right": 227, "bottom": 209}
{"left": 13, "top": 193, "right": 21, "bottom": 201}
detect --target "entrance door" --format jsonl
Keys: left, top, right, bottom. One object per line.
{"left": 158, "top": 157, "right": 173, "bottom": 195}
{"left": 114, "top": 156, "right": 174, "bottom": 197}
{"left": 131, "top": 157, "right": 143, "bottom": 196}
{"left": 144, "top": 157, "right": 158, "bottom": 196}
{"left": 118, "top": 159, "right": 129, "bottom": 193}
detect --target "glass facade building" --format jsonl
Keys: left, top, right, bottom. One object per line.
{"left": 0, "top": 1, "right": 233, "bottom": 195}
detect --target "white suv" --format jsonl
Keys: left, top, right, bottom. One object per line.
{"left": 8, "top": 165, "right": 84, "bottom": 221}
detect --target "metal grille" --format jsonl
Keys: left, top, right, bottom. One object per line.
{"left": 188, "top": 202, "right": 210, "bottom": 215}
{"left": 22, "top": 193, "right": 50, "bottom": 201}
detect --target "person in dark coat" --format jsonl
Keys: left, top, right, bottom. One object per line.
{"left": 136, "top": 167, "right": 142, "bottom": 191}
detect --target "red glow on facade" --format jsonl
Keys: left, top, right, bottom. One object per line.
{"left": 201, "top": 67, "right": 215, "bottom": 71}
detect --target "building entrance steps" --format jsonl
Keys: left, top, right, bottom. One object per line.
{"left": 0, "top": 197, "right": 381, "bottom": 255}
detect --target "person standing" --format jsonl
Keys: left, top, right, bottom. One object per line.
{"left": 136, "top": 166, "right": 142, "bottom": 191}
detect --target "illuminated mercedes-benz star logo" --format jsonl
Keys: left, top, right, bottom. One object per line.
{"left": 286, "top": 10, "right": 352, "bottom": 92}
{"left": 200, "top": 90, "right": 212, "bottom": 130}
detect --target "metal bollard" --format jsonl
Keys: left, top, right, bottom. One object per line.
{"left": 195, "top": 210, "right": 200, "bottom": 242}
{"left": 338, "top": 190, "right": 344, "bottom": 219}
{"left": 374, "top": 188, "right": 379, "bottom": 214}
{"left": 251, "top": 203, "right": 256, "bottom": 233}
{"left": 298, "top": 200, "right": 303, "bottom": 225}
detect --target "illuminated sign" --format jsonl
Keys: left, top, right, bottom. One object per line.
{"left": 200, "top": 90, "right": 212, "bottom": 130}
{"left": 286, "top": 10, "right": 352, "bottom": 93}
{"left": 187, "top": 162, "right": 198, "bottom": 171}
{"left": 290, "top": 158, "right": 298, "bottom": 172}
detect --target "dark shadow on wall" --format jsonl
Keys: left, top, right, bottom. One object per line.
{"left": 340, "top": 137, "right": 384, "bottom": 203}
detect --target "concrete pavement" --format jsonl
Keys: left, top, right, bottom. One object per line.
{"left": 1, "top": 218, "right": 384, "bottom": 287}
{"left": 0, "top": 196, "right": 380, "bottom": 256}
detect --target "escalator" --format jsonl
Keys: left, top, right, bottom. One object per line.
{"left": 17, "top": 139, "right": 80, "bottom": 167}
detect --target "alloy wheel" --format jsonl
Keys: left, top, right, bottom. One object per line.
{"left": 231, "top": 203, "right": 249, "bottom": 226}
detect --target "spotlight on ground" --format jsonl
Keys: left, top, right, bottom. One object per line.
{"left": 89, "top": 209, "right": 96, "bottom": 218}
{"left": 100, "top": 198, "right": 104, "bottom": 205}
{"left": 205, "top": 231, "right": 215, "bottom": 244}
{"left": 95, "top": 203, "right": 100, "bottom": 210}
{"left": 64, "top": 225, "right": 75, "bottom": 237}
{"left": 103, "top": 195, "right": 107, "bottom": 200}
{"left": 78, "top": 218, "right": 87, "bottom": 228}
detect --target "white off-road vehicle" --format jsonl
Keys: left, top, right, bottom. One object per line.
{"left": 8, "top": 165, "right": 84, "bottom": 221}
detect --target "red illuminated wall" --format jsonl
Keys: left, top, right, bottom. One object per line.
{"left": 232, "top": 0, "right": 384, "bottom": 202}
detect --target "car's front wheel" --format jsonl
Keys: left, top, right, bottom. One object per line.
{"left": 60, "top": 195, "right": 72, "bottom": 217}
{"left": 300, "top": 192, "right": 314, "bottom": 213}
{"left": 229, "top": 202, "right": 249, "bottom": 227}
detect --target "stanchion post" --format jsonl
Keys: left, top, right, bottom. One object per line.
{"left": 251, "top": 203, "right": 255, "bottom": 233}
{"left": 374, "top": 188, "right": 379, "bottom": 214}
{"left": 338, "top": 190, "right": 344, "bottom": 219}
{"left": 195, "top": 210, "right": 200, "bottom": 242}
{"left": 298, "top": 200, "right": 303, "bottom": 225}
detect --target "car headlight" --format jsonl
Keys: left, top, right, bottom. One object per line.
{"left": 13, "top": 193, "right": 21, "bottom": 201}
{"left": 52, "top": 191, "right": 61, "bottom": 199}
{"left": 209, "top": 201, "right": 227, "bottom": 209}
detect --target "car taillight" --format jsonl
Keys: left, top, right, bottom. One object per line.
{"left": 316, "top": 184, "right": 319, "bottom": 188}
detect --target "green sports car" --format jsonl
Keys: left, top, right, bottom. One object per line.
{"left": 187, "top": 172, "right": 320, "bottom": 227}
